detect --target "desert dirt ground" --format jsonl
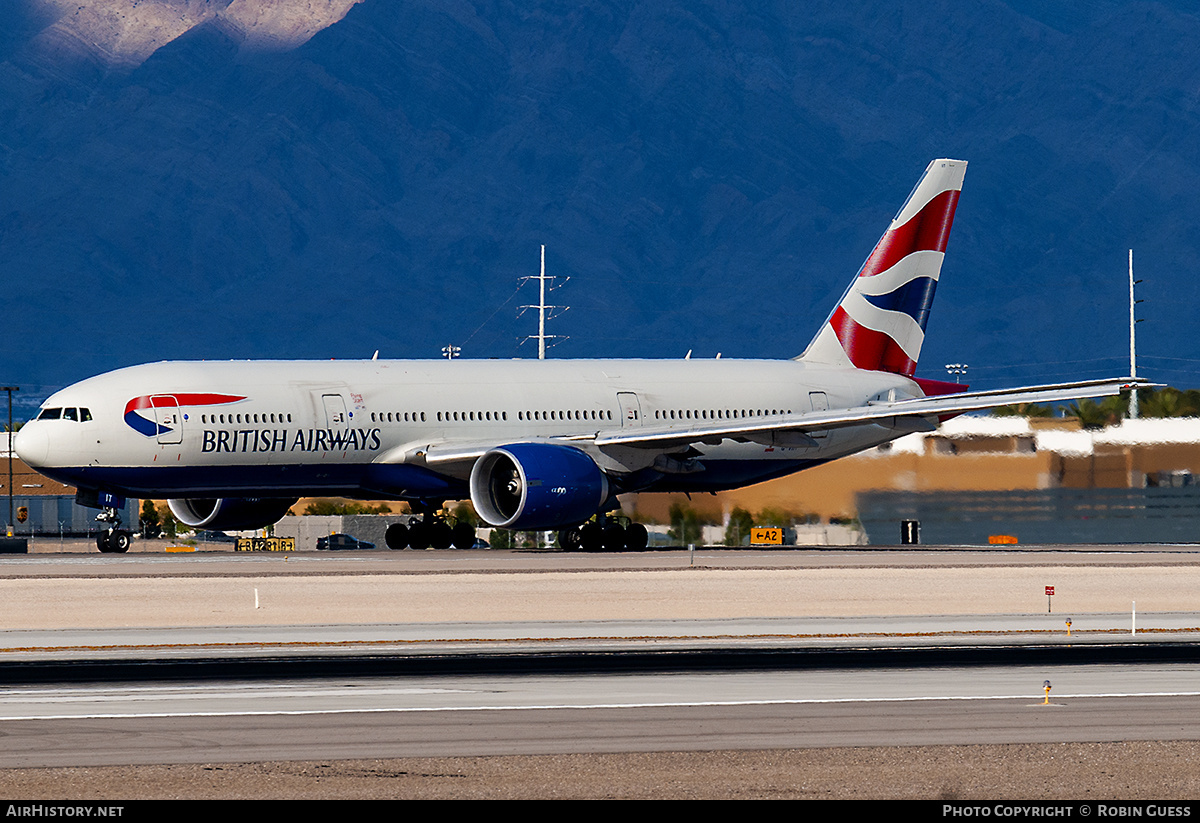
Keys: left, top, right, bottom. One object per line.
{"left": 1, "top": 741, "right": 1198, "bottom": 800}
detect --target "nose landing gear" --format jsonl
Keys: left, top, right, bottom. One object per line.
{"left": 95, "top": 506, "right": 131, "bottom": 554}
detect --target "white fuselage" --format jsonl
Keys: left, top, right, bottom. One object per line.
{"left": 16, "top": 357, "right": 917, "bottom": 500}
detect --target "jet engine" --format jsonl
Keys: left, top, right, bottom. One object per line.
{"left": 167, "top": 497, "right": 298, "bottom": 531}
{"left": 470, "top": 443, "right": 609, "bottom": 530}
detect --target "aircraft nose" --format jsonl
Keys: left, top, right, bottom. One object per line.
{"left": 13, "top": 424, "right": 48, "bottom": 467}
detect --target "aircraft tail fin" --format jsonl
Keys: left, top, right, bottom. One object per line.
{"left": 799, "top": 158, "right": 967, "bottom": 376}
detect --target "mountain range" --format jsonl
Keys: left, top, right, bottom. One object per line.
{"left": 3, "top": 0, "right": 1199, "bottom": 416}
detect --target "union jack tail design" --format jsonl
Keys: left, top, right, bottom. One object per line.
{"left": 800, "top": 159, "right": 967, "bottom": 376}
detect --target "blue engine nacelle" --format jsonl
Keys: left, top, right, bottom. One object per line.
{"left": 167, "top": 497, "right": 298, "bottom": 531}
{"left": 470, "top": 443, "right": 609, "bottom": 530}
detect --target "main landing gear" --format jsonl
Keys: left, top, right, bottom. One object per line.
{"left": 558, "top": 516, "right": 648, "bottom": 553}
{"left": 95, "top": 506, "right": 131, "bottom": 554}
{"left": 385, "top": 506, "right": 476, "bottom": 551}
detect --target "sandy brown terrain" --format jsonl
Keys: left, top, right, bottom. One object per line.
{"left": 0, "top": 741, "right": 1197, "bottom": 800}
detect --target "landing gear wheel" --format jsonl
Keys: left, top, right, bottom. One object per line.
{"left": 408, "top": 521, "right": 430, "bottom": 551}
{"left": 385, "top": 523, "right": 409, "bottom": 550}
{"left": 579, "top": 522, "right": 602, "bottom": 552}
{"left": 558, "top": 526, "right": 583, "bottom": 552}
{"left": 624, "top": 523, "right": 648, "bottom": 551}
{"left": 97, "top": 530, "right": 130, "bottom": 554}
{"left": 602, "top": 523, "right": 626, "bottom": 552}
{"left": 110, "top": 530, "right": 131, "bottom": 553}
{"left": 429, "top": 521, "right": 453, "bottom": 550}
{"left": 451, "top": 522, "right": 476, "bottom": 550}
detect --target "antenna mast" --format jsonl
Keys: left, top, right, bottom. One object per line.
{"left": 1129, "top": 249, "right": 1142, "bottom": 420}
{"left": 519, "top": 245, "right": 569, "bottom": 359}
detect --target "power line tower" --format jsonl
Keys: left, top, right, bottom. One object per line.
{"left": 518, "top": 245, "right": 568, "bottom": 359}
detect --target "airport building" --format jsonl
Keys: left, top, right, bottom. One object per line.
{"left": 625, "top": 416, "right": 1200, "bottom": 545}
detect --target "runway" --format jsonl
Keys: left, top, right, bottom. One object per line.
{"left": 0, "top": 545, "right": 1197, "bottom": 785}
{"left": 0, "top": 663, "right": 1198, "bottom": 766}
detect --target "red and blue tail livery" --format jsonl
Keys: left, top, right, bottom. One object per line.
{"left": 124, "top": 394, "right": 246, "bottom": 437}
{"left": 801, "top": 158, "right": 965, "bottom": 376}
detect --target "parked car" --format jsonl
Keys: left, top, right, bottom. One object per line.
{"left": 316, "top": 533, "right": 376, "bottom": 551}
{"left": 195, "top": 530, "right": 236, "bottom": 543}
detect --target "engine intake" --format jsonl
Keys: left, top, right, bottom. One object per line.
{"left": 168, "top": 497, "right": 298, "bottom": 531}
{"left": 470, "top": 443, "right": 608, "bottom": 530}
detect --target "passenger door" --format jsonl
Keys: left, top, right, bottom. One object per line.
{"left": 808, "top": 391, "right": 829, "bottom": 440}
{"left": 617, "top": 392, "right": 643, "bottom": 427}
{"left": 322, "top": 394, "right": 348, "bottom": 428}
{"left": 152, "top": 395, "right": 182, "bottom": 445}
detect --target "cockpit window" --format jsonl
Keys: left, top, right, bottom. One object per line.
{"left": 35, "top": 407, "right": 91, "bottom": 422}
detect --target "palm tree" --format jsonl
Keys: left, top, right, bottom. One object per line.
{"left": 1140, "top": 387, "right": 1199, "bottom": 418}
{"left": 1065, "top": 398, "right": 1114, "bottom": 430}
{"left": 669, "top": 502, "right": 708, "bottom": 544}
{"left": 724, "top": 507, "right": 753, "bottom": 547}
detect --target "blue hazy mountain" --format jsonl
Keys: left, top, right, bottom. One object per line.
{"left": 3, "top": 0, "right": 1199, "bottom": 414}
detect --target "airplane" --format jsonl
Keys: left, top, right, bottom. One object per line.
{"left": 15, "top": 158, "right": 1145, "bottom": 553}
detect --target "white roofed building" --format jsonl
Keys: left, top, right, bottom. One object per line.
{"left": 628, "top": 415, "right": 1200, "bottom": 531}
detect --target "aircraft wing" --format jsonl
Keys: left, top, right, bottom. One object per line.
{"left": 386, "top": 376, "right": 1150, "bottom": 467}
{"left": 581, "top": 376, "right": 1153, "bottom": 451}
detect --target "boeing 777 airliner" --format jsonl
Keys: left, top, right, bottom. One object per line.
{"left": 15, "top": 159, "right": 1143, "bottom": 552}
